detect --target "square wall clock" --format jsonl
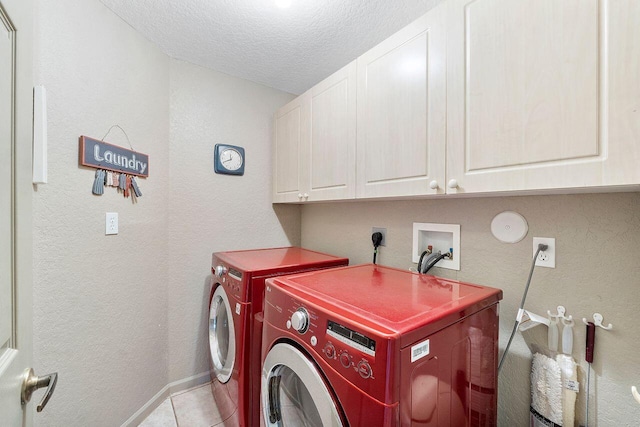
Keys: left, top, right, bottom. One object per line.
{"left": 214, "top": 144, "right": 245, "bottom": 175}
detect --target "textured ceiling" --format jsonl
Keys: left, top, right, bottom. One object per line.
{"left": 99, "top": 0, "right": 442, "bottom": 94}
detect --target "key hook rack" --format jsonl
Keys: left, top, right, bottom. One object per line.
{"left": 582, "top": 313, "right": 613, "bottom": 330}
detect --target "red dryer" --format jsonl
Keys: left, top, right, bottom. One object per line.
{"left": 261, "top": 264, "right": 502, "bottom": 426}
{"left": 208, "top": 247, "right": 348, "bottom": 426}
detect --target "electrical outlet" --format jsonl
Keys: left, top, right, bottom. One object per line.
{"left": 106, "top": 212, "right": 118, "bottom": 235}
{"left": 533, "top": 237, "right": 555, "bottom": 268}
{"left": 372, "top": 227, "right": 386, "bottom": 246}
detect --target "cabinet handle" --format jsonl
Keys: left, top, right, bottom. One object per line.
{"left": 447, "top": 179, "right": 459, "bottom": 189}
{"left": 303, "top": 193, "right": 309, "bottom": 198}
{"left": 429, "top": 180, "right": 439, "bottom": 190}
{"left": 297, "top": 193, "right": 303, "bottom": 199}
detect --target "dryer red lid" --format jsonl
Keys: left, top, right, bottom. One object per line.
{"left": 212, "top": 247, "right": 348, "bottom": 273}
{"left": 268, "top": 264, "right": 502, "bottom": 336}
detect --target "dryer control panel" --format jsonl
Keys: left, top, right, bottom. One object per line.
{"left": 327, "top": 320, "right": 376, "bottom": 356}
{"left": 282, "top": 298, "right": 380, "bottom": 385}
{"left": 325, "top": 320, "right": 376, "bottom": 380}
{"left": 265, "top": 284, "right": 395, "bottom": 404}
{"left": 212, "top": 263, "right": 244, "bottom": 300}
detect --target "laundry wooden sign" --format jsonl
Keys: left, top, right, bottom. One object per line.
{"left": 79, "top": 136, "right": 149, "bottom": 177}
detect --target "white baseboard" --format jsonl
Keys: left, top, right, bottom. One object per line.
{"left": 121, "top": 371, "right": 211, "bottom": 427}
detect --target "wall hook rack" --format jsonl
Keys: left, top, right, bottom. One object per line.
{"left": 632, "top": 386, "right": 640, "bottom": 405}
{"left": 548, "top": 305, "right": 573, "bottom": 322}
{"left": 582, "top": 313, "right": 613, "bottom": 330}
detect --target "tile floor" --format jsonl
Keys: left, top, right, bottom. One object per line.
{"left": 139, "top": 382, "right": 223, "bottom": 427}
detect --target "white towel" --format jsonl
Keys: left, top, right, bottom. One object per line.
{"left": 556, "top": 354, "right": 578, "bottom": 427}
{"left": 531, "top": 353, "right": 563, "bottom": 426}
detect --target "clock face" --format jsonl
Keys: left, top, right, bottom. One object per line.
{"left": 221, "top": 148, "right": 243, "bottom": 171}
{"left": 214, "top": 144, "right": 245, "bottom": 175}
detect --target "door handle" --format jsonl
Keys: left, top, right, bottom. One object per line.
{"left": 21, "top": 368, "right": 58, "bottom": 412}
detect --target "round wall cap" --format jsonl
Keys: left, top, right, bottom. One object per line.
{"left": 491, "top": 211, "right": 528, "bottom": 243}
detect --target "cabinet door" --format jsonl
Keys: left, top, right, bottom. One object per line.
{"left": 272, "top": 95, "right": 309, "bottom": 203}
{"left": 308, "top": 61, "right": 357, "bottom": 201}
{"left": 446, "top": 0, "right": 640, "bottom": 194}
{"left": 356, "top": 5, "right": 446, "bottom": 198}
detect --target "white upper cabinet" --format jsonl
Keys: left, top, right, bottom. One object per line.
{"left": 308, "top": 61, "right": 357, "bottom": 201}
{"left": 605, "top": 0, "right": 640, "bottom": 186}
{"left": 273, "top": 95, "right": 308, "bottom": 203}
{"left": 273, "top": 0, "right": 640, "bottom": 202}
{"left": 356, "top": 5, "right": 446, "bottom": 198}
{"left": 272, "top": 62, "right": 356, "bottom": 203}
{"left": 446, "top": 0, "right": 640, "bottom": 194}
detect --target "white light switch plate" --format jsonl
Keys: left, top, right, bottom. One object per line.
{"left": 106, "top": 212, "right": 118, "bottom": 235}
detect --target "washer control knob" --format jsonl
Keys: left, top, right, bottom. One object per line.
{"left": 290, "top": 309, "right": 309, "bottom": 333}
{"left": 214, "top": 265, "right": 227, "bottom": 277}
{"left": 324, "top": 343, "right": 336, "bottom": 359}
{"left": 339, "top": 352, "right": 351, "bottom": 368}
{"left": 357, "top": 360, "right": 373, "bottom": 379}
{"left": 310, "top": 336, "right": 317, "bottom": 346}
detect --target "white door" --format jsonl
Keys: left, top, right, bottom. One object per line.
{"left": 0, "top": 0, "right": 55, "bottom": 425}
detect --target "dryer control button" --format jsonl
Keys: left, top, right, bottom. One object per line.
{"left": 214, "top": 265, "right": 227, "bottom": 277}
{"left": 324, "top": 343, "right": 336, "bottom": 359}
{"left": 357, "top": 360, "right": 372, "bottom": 379}
{"left": 310, "top": 336, "right": 317, "bottom": 346}
{"left": 290, "top": 308, "right": 309, "bottom": 333}
{"left": 286, "top": 320, "right": 291, "bottom": 330}
{"left": 339, "top": 352, "right": 351, "bottom": 368}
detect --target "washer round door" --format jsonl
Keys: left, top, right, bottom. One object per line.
{"left": 262, "top": 343, "right": 344, "bottom": 427}
{"left": 209, "top": 285, "right": 235, "bottom": 383}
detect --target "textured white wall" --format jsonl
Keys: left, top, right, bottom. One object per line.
{"left": 32, "top": 0, "right": 171, "bottom": 425}
{"left": 167, "top": 59, "right": 300, "bottom": 383}
{"left": 31, "top": 1, "right": 299, "bottom": 425}
{"left": 301, "top": 193, "right": 640, "bottom": 426}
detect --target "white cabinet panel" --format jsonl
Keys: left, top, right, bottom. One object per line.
{"left": 466, "top": 0, "right": 598, "bottom": 170}
{"left": 309, "top": 61, "right": 356, "bottom": 200}
{"left": 606, "top": 0, "right": 640, "bottom": 185}
{"left": 447, "top": 0, "right": 640, "bottom": 194}
{"left": 356, "top": 6, "right": 446, "bottom": 198}
{"left": 272, "top": 62, "right": 356, "bottom": 203}
{"left": 273, "top": 96, "right": 308, "bottom": 203}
